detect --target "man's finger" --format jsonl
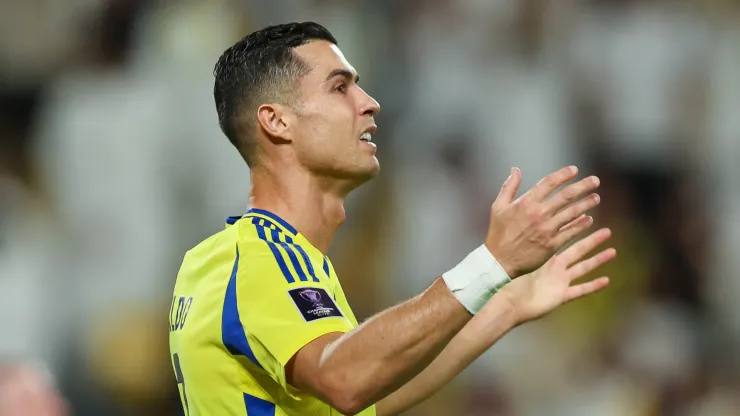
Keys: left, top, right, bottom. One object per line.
{"left": 558, "top": 228, "right": 612, "bottom": 266}
{"left": 525, "top": 166, "right": 579, "bottom": 202}
{"left": 551, "top": 215, "right": 593, "bottom": 249}
{"left": 559, "top": 214, "right": 588, "bottom": 232}
{"left": 567, "top": 248, "right": 617, "bottom": 281}
{"left": 493, "top": 167, "right": 521, "bottom": 209}
{"left": 549, "top": 193, "right": 601, "bottom": 230}
{"left": 545, "top": 176, "right": 600, "bottom": 214}
{"left": 564, "top": 277, "right": 610, "bottom": 303}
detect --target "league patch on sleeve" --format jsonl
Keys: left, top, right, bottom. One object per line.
{"left": 288, "top": 287, "right": 344, "bottom": 322}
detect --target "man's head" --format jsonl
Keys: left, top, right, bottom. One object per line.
{"left": 214, "top": 22, "right": 381, "bottom": 187}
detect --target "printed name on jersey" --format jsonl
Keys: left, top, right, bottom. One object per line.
{"left": 288, "top": 287, "right": 344, "bottom": 322}
{"left": 169, "top": 295, "right": 193, "bottom": 332}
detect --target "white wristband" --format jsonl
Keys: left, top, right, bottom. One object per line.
{"left": 442, "top": 245, "right": 511, "bottom": 315}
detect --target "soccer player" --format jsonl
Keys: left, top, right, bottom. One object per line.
{"left": 168, "top": 22, "right": 615, "bottom": 416}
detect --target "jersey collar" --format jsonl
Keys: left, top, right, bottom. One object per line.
{"left": 245, "top": 208, "right": 298, "bottom": 236}
{"left": 227, "top": 208, "right": 298, "bottom": 237}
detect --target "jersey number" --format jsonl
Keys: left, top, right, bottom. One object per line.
{"left": 173, "top": 353, "right": 190, "bottom": 415}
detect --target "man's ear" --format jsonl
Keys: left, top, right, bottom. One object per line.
{"left": 256, "top": 103, "right": 292, "bottom": 143}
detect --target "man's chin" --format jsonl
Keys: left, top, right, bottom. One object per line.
{"left": 336, "top": 162, "right": 380, "bottom": 193}
{"left": 360, "top": 158, "right": 381, "bottom": 180}
{"left": 351, "top": 165, "right": 380, "bottom": 184}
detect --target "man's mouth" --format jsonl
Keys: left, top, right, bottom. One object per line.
{"left": 360, "top": 132, "right": 372, "bottom": 142}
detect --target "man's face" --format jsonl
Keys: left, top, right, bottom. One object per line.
{"left": 288, "top": 40, "right": 381, "bottom": 186}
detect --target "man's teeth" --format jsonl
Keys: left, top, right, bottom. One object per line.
{"left": 360, "top": 132, "right": 372, "bottom": 142}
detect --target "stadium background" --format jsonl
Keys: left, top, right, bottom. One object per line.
{"left": 1, "top": 0, "right": 739, "bottom": 414}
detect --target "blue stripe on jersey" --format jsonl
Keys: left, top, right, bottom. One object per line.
{"left": 293, "top": 245, "right": 320, "bottom": 282}
{"left": 253, "top": 222, "right": 296, "bottom": 284}
{"left": 251, "top": 217, "right": 318, "bottom": 283}
{"left": 270, "top": 228, "right": 281, "bottom": 243}
{"left": 243, "top": 393, "right": 276, "bottom": 416}
{"left": 267, "top": 224, "right": 318, "bottom": 283}
{"left": 226, "top": 215, "right": 242, "bottom": 225}
{"left": 279, "top": 243, "right": 309, "bottom": 282}
{"left": 323, "top": 257, "right": 330, "bottom": 278}
{"left": 250, "top": 216, "right": 284, "bottom": 239}
{"left": 222, "top": 246, "right": 263, "bottom": 369}
{"left": 272, "top": 236, "right": 310, "bottom": 283}
{"left": 267, "top": 220, "right": 319, "bottom": 282}
{"left": 246, "top": 208, "right": 298, "bottom": 235}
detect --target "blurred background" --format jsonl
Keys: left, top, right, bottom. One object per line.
{"left": 0, "top": 0, "right": 739, "bottom": 414}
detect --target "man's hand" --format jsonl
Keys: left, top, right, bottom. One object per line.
{"left": 496, "top": 227, "right": 616, "bottom": 325}
{"left": 375, "top": 229, "right": 616, "bottom": 416}
{"left": 486, "top": 166, "right": 602, "bottom": 277}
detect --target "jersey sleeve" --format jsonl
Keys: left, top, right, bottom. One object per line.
{"left": 234, "top": 242, "right": 355, "bottom": 394}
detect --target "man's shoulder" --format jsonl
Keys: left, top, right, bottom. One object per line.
{"left": 175, "top": 223, "right": 283, "bottom": 295}
{"left": 180, "top": 220, "right": 269, "bottom": 266}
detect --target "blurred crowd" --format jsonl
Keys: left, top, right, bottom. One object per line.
{"left": 0, "top": 0, "right": 739, "bottom": 415}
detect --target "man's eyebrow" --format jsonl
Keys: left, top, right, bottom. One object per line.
{"left": 325, "top": 69, "right": 359, "bottom": 84}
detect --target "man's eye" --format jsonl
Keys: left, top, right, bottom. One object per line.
{"left": 335, "top": 83, "right": 348, "bottom": 93}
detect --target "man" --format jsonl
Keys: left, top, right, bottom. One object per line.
{"left": 169, "top": 22, "right": 615, "bottom": 415}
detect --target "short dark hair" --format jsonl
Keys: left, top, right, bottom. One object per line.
{"left": 213, "top": 22, "right": 338, "bottom": 167}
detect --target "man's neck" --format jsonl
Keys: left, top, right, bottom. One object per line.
{"left": 248, "top": 167, "right": 348, "bottom": 255}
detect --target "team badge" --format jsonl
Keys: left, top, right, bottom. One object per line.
{"left": 288, "top": 287, "right": 344, "bottom": 322}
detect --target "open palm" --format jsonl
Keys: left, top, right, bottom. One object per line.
{"left": 496, "top": 228, "right": 617, "bottom": 325}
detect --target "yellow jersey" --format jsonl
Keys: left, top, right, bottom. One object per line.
{"left": 169, "top": 208, "right": 376, "bottom": 416}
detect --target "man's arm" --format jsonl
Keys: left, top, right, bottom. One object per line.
{"left": 286, "top": 166, "right": 602, "bottom": 414}
{"left": 287, "top": 278, "right": 470, "bottom": 414}
{"left": 375, "top": 228, "right": 616, "bottom": 416}
{"left": 374, "top": 292, "right": 517, "bottom": 416}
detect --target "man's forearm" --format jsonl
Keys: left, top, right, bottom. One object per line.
{"left": 375, "top": 294, "right": 518, "bottom": 416}
{"left": 319, "top": 278, "right": 471, "bottom": 412}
